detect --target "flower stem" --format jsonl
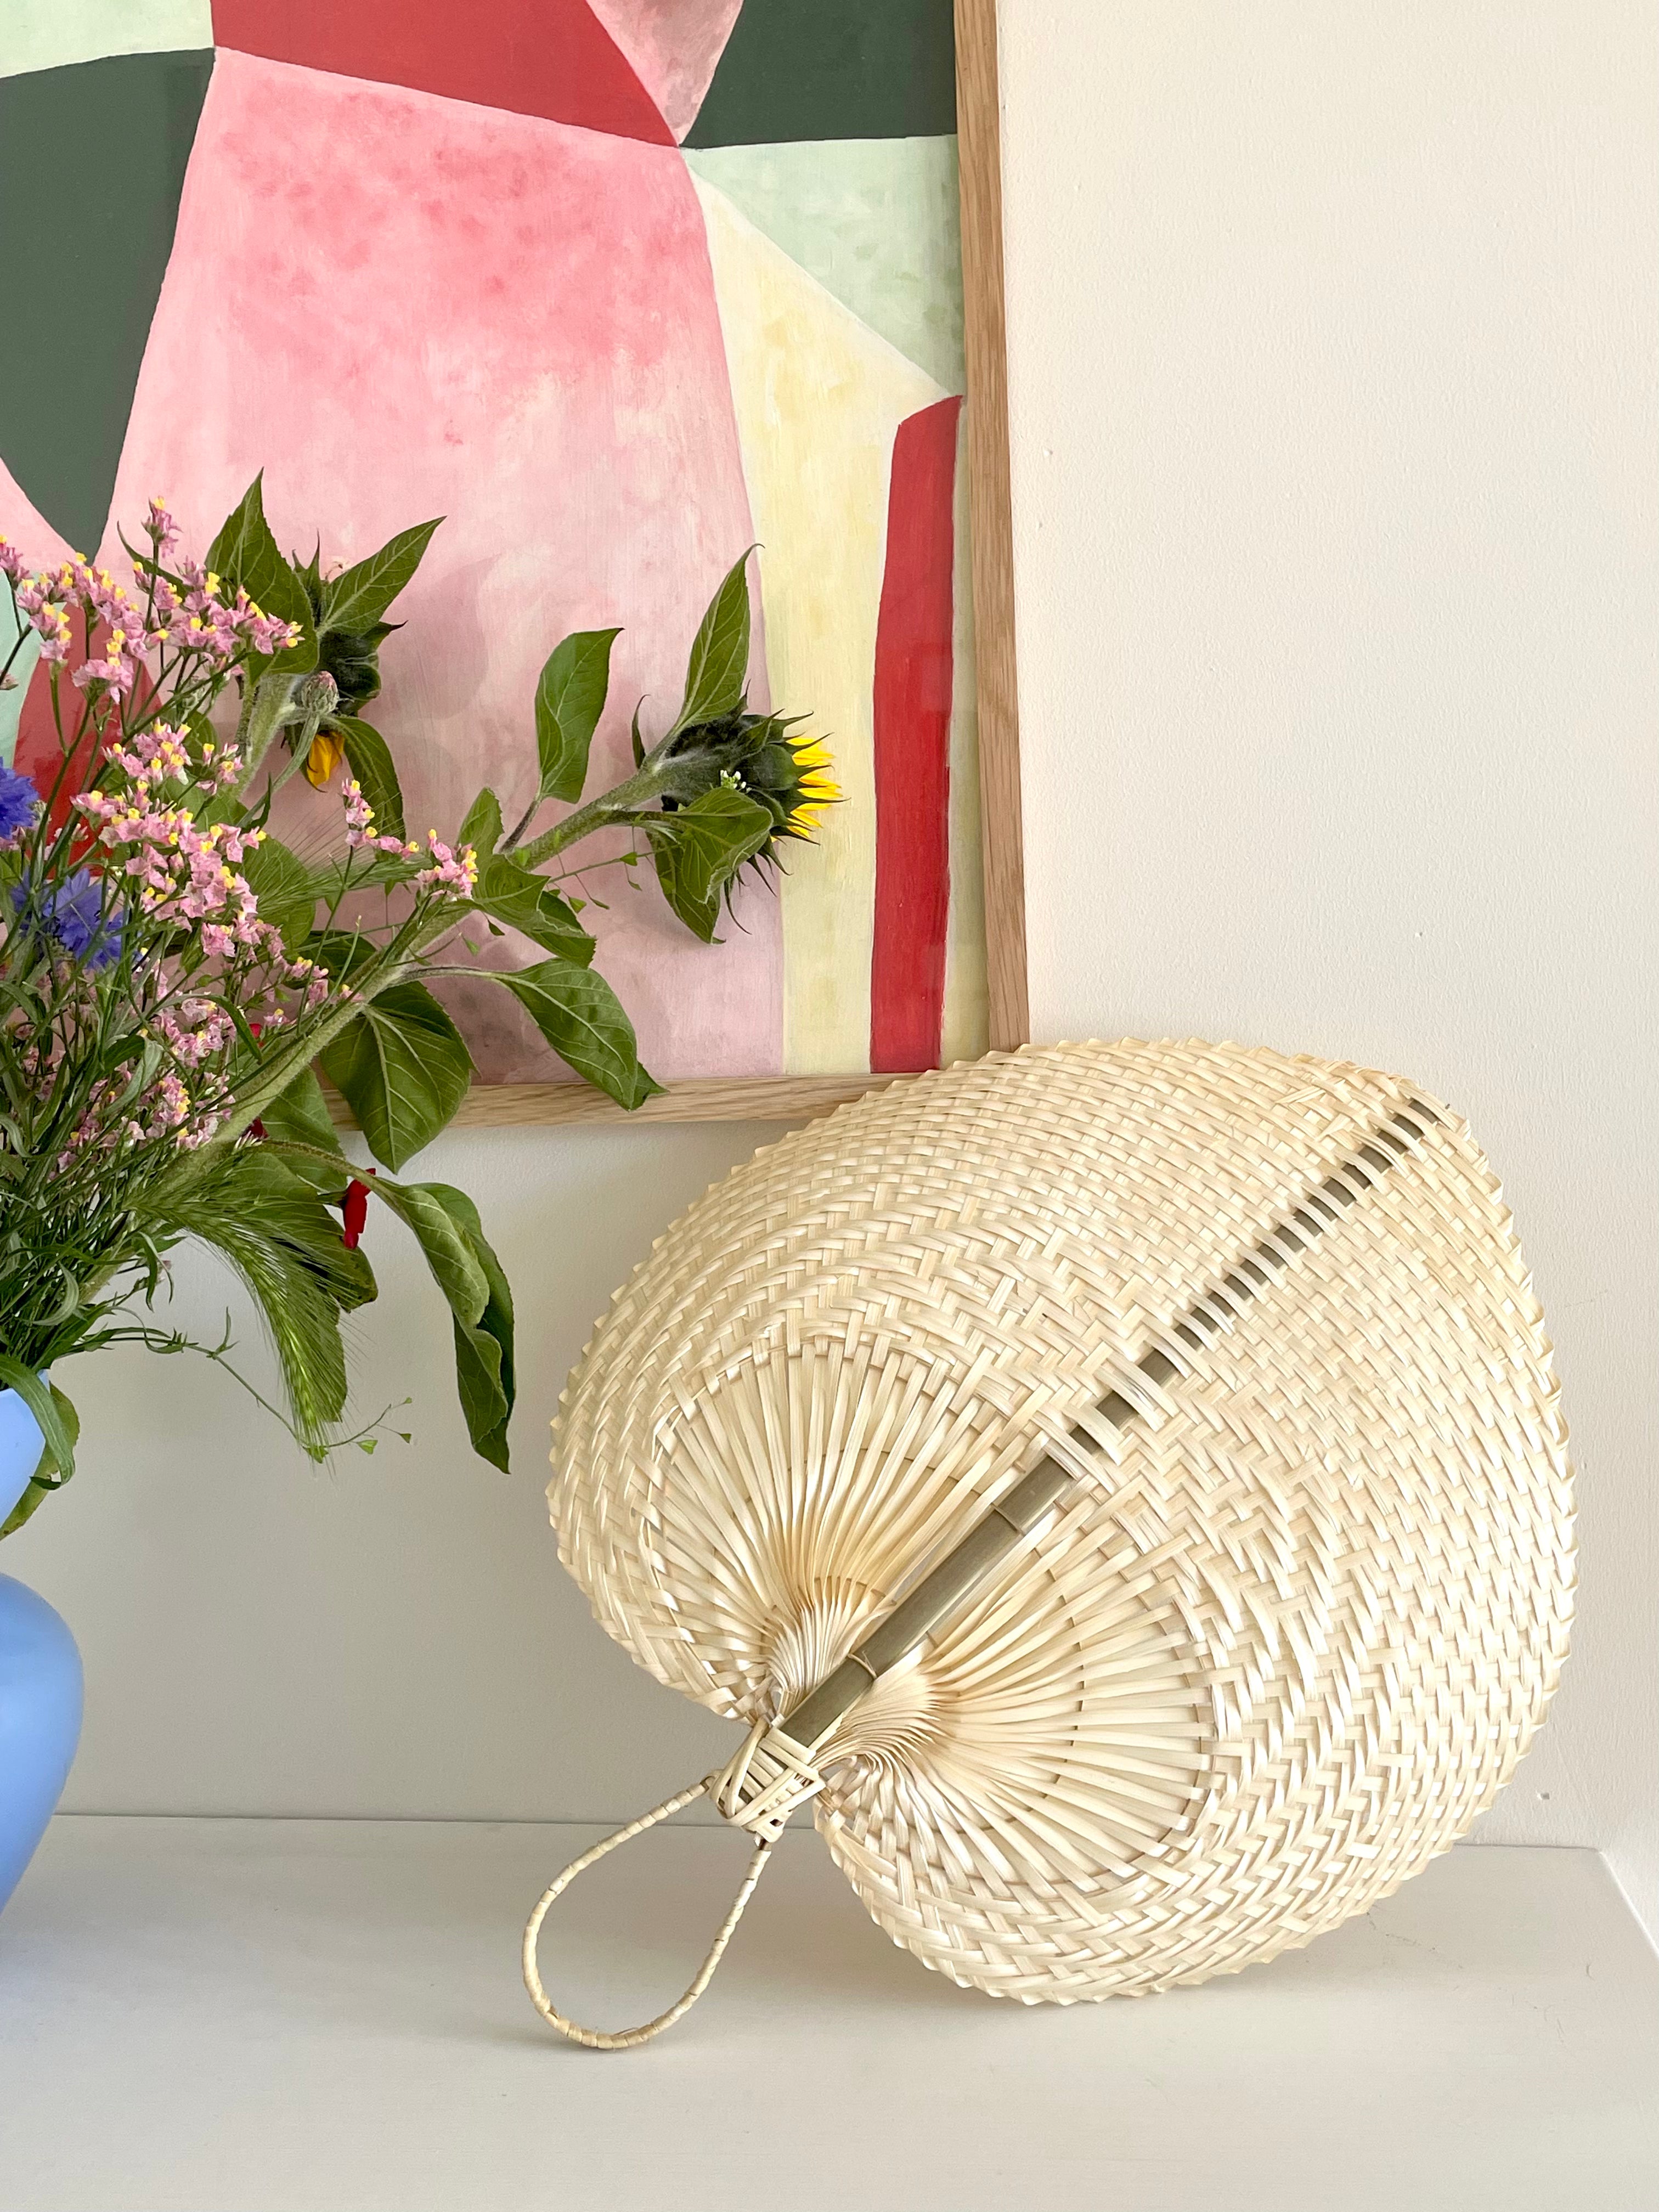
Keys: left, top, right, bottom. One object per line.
{"left": 232, "top": 673, "right": 299, "bottom": 797}
{"left": 512, "top": 763, "right": 669, "bottom": 867}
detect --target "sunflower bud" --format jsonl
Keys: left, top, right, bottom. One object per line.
{"left": 293, "top": 671, "right": 343, "bottom": 788}
{"left": 738, "top": 727, "right": 839, "bottom": 845}
{"left": 657, "top": 710, "right": 839, "bottom": 869}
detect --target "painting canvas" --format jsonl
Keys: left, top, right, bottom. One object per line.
{"left": 0, "top": 1, "right": 1001, "bottom": 1101}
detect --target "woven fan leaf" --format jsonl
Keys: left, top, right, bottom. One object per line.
{"left": 549, "top": 1041, "right": 1573, "bottom": 2004}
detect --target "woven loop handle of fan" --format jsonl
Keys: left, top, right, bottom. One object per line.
{"left": 522, "top": 1720, "right": 828, "bottom": 2049}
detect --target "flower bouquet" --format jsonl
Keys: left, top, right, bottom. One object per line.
{"left": 0, "top": 479, "right": 834, "bottom": 1526}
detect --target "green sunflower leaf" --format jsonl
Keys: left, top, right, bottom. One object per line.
{"left": 646, "top": 785, "right": 773, "bottom": 943}
{"left": 319, "top": 518, "right": 442, "bottom": 636}
{"left": 674, "top": 550, "right": 755, "bottom": 732}
{"left": 318, "top": 981, "right": 473, "bottom": 1171}
{"left": 205, "top": 473, "right": 316, "bottom": 677}
{"left": 495, "top": 959, "right": 660, "bottom": 1108}
{"left": 469, "top": 854, "right": 595, "bottom": 963}
{"left": 241, "top": 834, "right": 316, "bottom": 955}
{"left": 395, "top": 1182, "right": 515, "bottom": 1471}
{"left": 258, "top": 1068, "right": 349, "bottom": 1198}
{"left": 535, "top": 627, "right": 620, "bottom": 804}
{"left": 364, "top": 1178, "right": 488, "bottom": 1327}
{"left": 459, "top": 788, "right": 504, "bottom": 859}
{"left": 334, "top": 716, "right": 405, "bottom": 844}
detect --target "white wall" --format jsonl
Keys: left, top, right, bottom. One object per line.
{"left": 1000, "top": 0, "right": 1658, "bottom": 1933}
{"left": 8, "top": 1, "right": 1656, "bottom": 1939}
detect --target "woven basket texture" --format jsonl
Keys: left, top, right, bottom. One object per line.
{"left": 549, "top": 1040, "right": 1575, "bottom": 2002}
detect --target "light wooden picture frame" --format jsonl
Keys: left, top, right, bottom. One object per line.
{"left": 0, "top": 1, "right": 1026, "bottom": 1130}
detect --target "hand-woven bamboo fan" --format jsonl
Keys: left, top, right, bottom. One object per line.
{"left": 528, "top": 1040, "right": 1574, "bottom": 2046}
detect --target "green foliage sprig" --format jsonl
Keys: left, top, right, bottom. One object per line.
{"left": 0, "top": 484, "right": 832, "bottom": 1524}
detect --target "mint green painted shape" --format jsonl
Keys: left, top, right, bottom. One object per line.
{"left": 0, "top": 607, "right": 41, "bottom": 770}
{"left": 684, "top": 136, "right": 964, "bottom": 396}
{"left": 0, "top": 2, "right": 213, "bottom": 81}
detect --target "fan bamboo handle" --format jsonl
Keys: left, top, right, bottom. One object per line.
{"left": 523, "top": 1776, "right": 775, "bottom": 2051}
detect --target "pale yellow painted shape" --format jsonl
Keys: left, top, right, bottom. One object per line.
{"left": 941, "top": 402, "right": 990, "bottom": 1066}
{"left": 692, "top": 174, "right": 946, "bottom": 1075}
{"left": 0, "top": 2, "right": 213, "bottom": 80}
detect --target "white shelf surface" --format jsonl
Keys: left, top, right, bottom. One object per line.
{"left": 2, "top": 1819, "right": 1657, "bottom": 2211}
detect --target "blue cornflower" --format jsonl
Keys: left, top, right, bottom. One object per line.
{"left": 0, "top": 762, "right": 40, "bottom": 840}
{"left": 10, "top": 868, "right": 125, "bottom": 972}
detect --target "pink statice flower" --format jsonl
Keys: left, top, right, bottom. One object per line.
{"left": 144, "top": 497, "right": 181, "bottom": 557}
{"left": 152, "top": 999, "right": 236, "bottom": 1069}
{"left": 15, "top": 573, "right": 74, "bottom": 663}
{"left": 342, "top": 778, "right": 376, "bottom": 847}
{"left": 414, "top": 831, "right": 478, "bottom": 899}
{"left": 73, "top": 629, "right": 139, "bottom": 701}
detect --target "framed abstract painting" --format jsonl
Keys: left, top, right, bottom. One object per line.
{"left": 0, "top": 0, "right": 1024, "bottom": 1124}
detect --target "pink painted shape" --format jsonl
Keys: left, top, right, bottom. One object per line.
{"left": 585, "top": 0, "right": 745, "bottom": 142}
{"left": 106, "top": 50, "right": 779, "bottom": 1084}
{"left": 0, "top": 458, "right": 76, "bottom": 570}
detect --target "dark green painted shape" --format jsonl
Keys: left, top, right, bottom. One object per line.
{"left": 682, "top": 0, "right": 955, "bottom": 148}
{"left": 0, "top": 50, "right": 213, "bottom": 555}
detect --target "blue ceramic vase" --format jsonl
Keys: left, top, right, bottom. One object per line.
{"left": 0, "top": 1385, "right": 82, "bottom": 1915}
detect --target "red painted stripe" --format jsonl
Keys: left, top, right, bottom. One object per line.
{"left": 211, "top": 0, "right": 675, "bottom": 145}
{"left": 870, "top": 395, "right": 962, "bottom": 1075}
{"left": 15, "top": 662, "right": 99, "bottom": 837}
{"left": 14, "top": 668, "right": 59, "bottom": 800}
